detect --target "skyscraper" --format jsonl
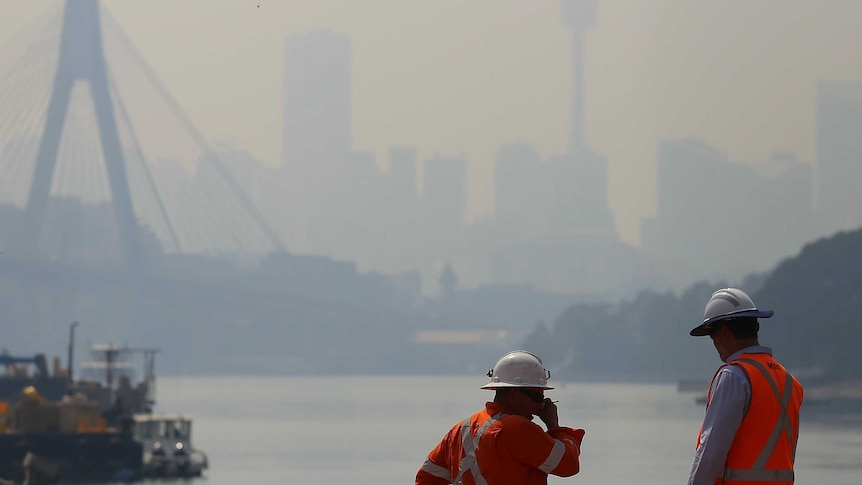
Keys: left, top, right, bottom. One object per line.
{"left": 282, "top": 29, "right": 352, "bottom": 249}
{"left": 548, "top": 151, "right": 614, "bottom": 233}
{"left": 494, "top": 142, "right": 549, "bottom": 236}
{"left": 388, "top": 145, "right": 419, "bottom": 206}
{"left": 642, "top": 138, "right": 819, "bottom": 290}
{"left": 817, "top": 81, "right": 862, "bottom": 233}
{"left": 422, "top": 153, "right": 467, "bottom": 235}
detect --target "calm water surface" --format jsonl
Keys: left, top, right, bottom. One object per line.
{"left": 131, "top": 375, "right": 862, "bottom": 485}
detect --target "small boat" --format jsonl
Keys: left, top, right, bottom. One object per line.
{"left": 0, "top": 386, "right": 142, "bottom": 483}
{"left": 0, "top": 332, "right": 209, "bottom": 481}
{"left": 133, "top": 413, "right": 208, "bottom": 478}
{"left": 72, "top": 343, "right": 159, "bottom": 423}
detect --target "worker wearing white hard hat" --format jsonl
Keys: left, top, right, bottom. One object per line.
{"left": 688, "top": 288, "right": 803, "bottom": 485}
{"left": 416, "top": 350, "right": 585, "bottom": 485}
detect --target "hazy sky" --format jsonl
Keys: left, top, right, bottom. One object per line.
{"left": 1, "top": 0, "right": 861, "bottom": 246}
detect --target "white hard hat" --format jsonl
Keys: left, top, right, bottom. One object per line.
{"left": 481, "top": 350, "right": 553, "bottom": 390}
{"left": 690, "top": 288, "right": 773, "bottom": 337}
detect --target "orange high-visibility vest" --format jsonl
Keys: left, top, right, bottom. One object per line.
{"left": 416, "top": 402, "right": 583, "bottom": 485}
{"left": 702, "top": 353, "right": 803, "bottom": 485}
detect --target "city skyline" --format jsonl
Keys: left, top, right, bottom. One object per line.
{"left": 3, "top": 1, "right": 860, "bottom": 247}
{"left": 2, "top": 1, "right": 862, "bottom": 394}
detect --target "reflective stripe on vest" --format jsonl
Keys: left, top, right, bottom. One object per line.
{"left": 723, "top": 358, "right": 795, "bottom": 483}
{"left": 421, "top": 458, "right": 451, "bottom": 480}
{"left": 454, "top": 412, "right": 505, "bottom": 485}
{"left": 538, "top": 439, "right": 566, "bottom": 473}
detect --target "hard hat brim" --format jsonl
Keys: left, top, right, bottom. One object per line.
{"left": 480, "top": 383, "right": 554, "bottom": 390}
{"left": 689, "top": 309, "right": 774, "bottom": 337}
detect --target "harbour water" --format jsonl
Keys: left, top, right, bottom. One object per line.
{"left": 132, "top": 375, "right": 862, "bottom": 485}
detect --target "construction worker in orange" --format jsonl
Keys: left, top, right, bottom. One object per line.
{"left": 688, "top": 288, "right": 804, "bottom": 485}
{"left": 415, "top": 350, "right": 585, "bottom": 485}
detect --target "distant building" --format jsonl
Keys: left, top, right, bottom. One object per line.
{"left": 282, "top": 29, "right": 352, "bottom": 174}
{"left": 203, "top": 141, "right": 267, "bottom": 210}
{"left": 494, "top": 142, "right": 550, "bottom": 237}
{"left": 488, "top": 142, "right": 643, "bottom": 298}
{"left": 642, "top": 138, "right": 819, "bottom": 290}
{"left": 480, "top": 0, "right": 641, "bottom": 298}
{"left": 306, "top": 149, "right": 385, "bottom": 264}
{"left": 281, "top": 29, "right": 353, "bottom": 250}
{"left": 376, "top": 146, "right": 423, "bottom": 272}
{"left": 560, "top": 0, "right": 597, "bottom": 154}
{"left": 490, "top": 229, "right": 647, "bottom": 298}
{"left": 422, "top": 153, "right": 467, "bottom": 235}
{"left": 548, "top": 150, "right": 615, "bottom": 233}
{"left": 817, "top": 81, "right": 862, "bottom": 233}
{"left": 554, "top": 0, "right": 614, "bottom": 233}
{"left": 388, "top": 145, "right": 419, "bottom": 208}
{"left": 197, "top": 142, "right": 289, "bottom": 256}
{"left": 485, "top": 0, "right": 627, "bottom": 298}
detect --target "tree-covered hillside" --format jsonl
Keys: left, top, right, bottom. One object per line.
{"left": 754, "top": 229, "right": 862, "bottom": 380}
{"left": 525, "top": 228, "right": 862, "bottom": 384}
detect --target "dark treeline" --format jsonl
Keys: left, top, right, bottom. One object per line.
{"left": 524, "top": 227, "right": 862, "bottom": 385}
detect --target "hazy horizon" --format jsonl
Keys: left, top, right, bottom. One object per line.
{"left": 2, "top": 1, "right": 860, "bottom": 247}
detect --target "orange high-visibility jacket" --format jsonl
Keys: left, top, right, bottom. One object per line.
{"left": 700, "top": 353, "right": 803, "bottom": 485}
{"left": 416, "top": 402, "right": 584, "bottom": 485}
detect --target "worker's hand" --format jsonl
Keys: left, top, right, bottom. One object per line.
{"left": 535, "top": 397, "right": 560, "bottom": 430}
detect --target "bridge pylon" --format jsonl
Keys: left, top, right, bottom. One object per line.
{"left": 21, "top": 0, "right": 144, "bottom": 277}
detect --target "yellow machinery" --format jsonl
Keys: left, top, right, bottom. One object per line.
{"left": 0, "top": 401, "right": 7, "bottom": 432}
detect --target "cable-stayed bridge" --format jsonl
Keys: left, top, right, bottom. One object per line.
{"left": 0, "top": 2, "right": 575, "bottom": 374}
{"left": 0, "top": 0, "right": 284, "bottom": 275}
{"left": 0, "top": 2, "right": 415, "bottom": 368}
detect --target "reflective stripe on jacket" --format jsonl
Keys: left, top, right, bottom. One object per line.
{"left": 702, "top": 353, "right": 803, "bottom": 485}
{"left": 416, "top": 402, "right": 584, "bottom": 485}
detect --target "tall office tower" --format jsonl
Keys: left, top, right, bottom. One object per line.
{"left": 494, "top": 142, "right": 549, "bottom": 236}
{"left": 376, "top": 146, "right": 422, "bottom": 273}
{"left": 282, "top": 29, "right": 352, "bottom": 248}
{"left": 388, "top": 145, "right": 419, "bottom": 205}
{"left": 817, "top": 81, "right": 862, "bottom": 233}
{"left": 642, "top": 139, "right": 818, "bottom": 290}
{"left": 548, "top": 152, "right": 614, "bottom": 233}
{"left": 422, "top": 154, "right": 467, "bottom": 235}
